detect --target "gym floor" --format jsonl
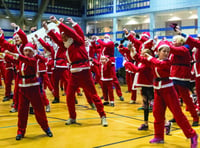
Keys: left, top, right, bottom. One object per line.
{"left": 0, "top": 84, "right": 199, "bottom": 148}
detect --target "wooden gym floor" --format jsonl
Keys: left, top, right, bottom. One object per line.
{"left": 0, "top": 84, "right": 199, "bottom": 148}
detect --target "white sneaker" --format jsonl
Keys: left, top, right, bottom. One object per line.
{"left": 46, "top": 104, "right": 51, "bottom": 112}
{"left": 101, "top": 116, "right": 108, "bottom": 127}
{"left": 129, "top": 100, "right": 136, "bottom": 104}
{"left": 65, "top": 118, "right": 76, "bottom": 125}
{"left": 10, "top": 107, "right": 17, "bottom": 113}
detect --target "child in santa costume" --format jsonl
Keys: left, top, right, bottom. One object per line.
{"left": 1, "top": 42, "right": 53, "bottom": 140}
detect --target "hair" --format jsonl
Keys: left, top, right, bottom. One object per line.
{"left": 141, "top": 49, "right": 153, "bottom": 56}
{"left": 173, "top": 35, "right": 186, "bottom": 45}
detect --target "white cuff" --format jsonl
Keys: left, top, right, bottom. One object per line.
{"left": 147, "top": 56, "right": 153, "bottom": 61}
{"left": 72, "top": 22, "right": 77, "bottom": 27}
{"left": 124, "top": 33, "right": 130, "bottom": 38}
{"left": 14, "top": 54, "right": 19, "bottom": 60}
{"left": 14, "top": 26, "right": 20, "bottom": 33}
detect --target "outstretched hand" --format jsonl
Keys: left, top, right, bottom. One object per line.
{"left": 35, "top": 34, "right": 38, "bottom": 39}
{"left": 59, "top": 18, "right": 64, "bottom": 23}
{"left": 174, "top": 26, "right": 182, "bottom": 34}
{"left": 123, "top": 28, "right": 129, "bottom": 35}
{"left": 42, "top": 21, "right": 48, "bottom": 31}
{"left": 67, "top": 17, "right": 75, "bottom": 24}
{"left": 0, "top": 28, "right": 4, "bottom": 34}
{"left": 50, "top": 16, "right": 58, "bottom": 24}
{"left": 10, "top": 23, "right": 18, "bottom": 28}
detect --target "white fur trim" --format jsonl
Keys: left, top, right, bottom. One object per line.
{"left": 158, "top": 44, "right": 169, "bottom": 51}
{"left": 72, "top": 22, "right": 78, "bottom": 27}
{"left": 19, "top": 82, "right": 40, "bottom": 87}
{"left": 147, "top": 56, "right": 153, "bottom": 61}
{"left": 124, "top": 33, "right": 131, "bottom": 38}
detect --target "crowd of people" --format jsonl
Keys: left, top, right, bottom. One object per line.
{"left": 0, "top": 16, "right": 199, "bottom": 148}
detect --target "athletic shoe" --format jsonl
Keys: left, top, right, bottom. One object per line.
{"left": 169, "top": 118, "right": 176, "bottom": 123}
{"left": 129, "top": 100, "right": 136, "bottom": 104}
{"left": 16, "top": 134, "right": 23, "bottom": 140}
{"left": 101, "top": 116, "right": 108, "bottom": 127}
{"left": 65, "top": 118, "right": 76, "bottom": 125}
{"left": 2, "top": 96, "right": 10, "bottom": 102}
{"left": 45, "top": 128, "right": 53, "bottom": 137}
{"left": 138, "top": 124, "right": 148, "bottom": 130}
{"left": 119, "top": 96, "right": 124, "bottom": 101}
{"left": 110, "top": 102, "right": 115, "bottom": 107}
{"left": 149, "top": 138, "right": 164, "bottom": 143}
{"left": 103, "top": 101, "right": 109, "bottom": 105}
{"left": 10, "top": 107, "right": 17, "bottom": 113}
{"left": 52, "top": 98, "right": 60, "bottom": 103}
{"left": 165, "top": 122, "right": 172, "bottom": 135}
{"left": 192, "top": 121, "right": 199, "bottom": 127}
{"left": 191, "top": 134, "right": 198, "bottom": 148}
{"left": 46, "top": 104, "right": 51, "bottom": 112}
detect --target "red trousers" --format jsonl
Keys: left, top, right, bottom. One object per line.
{"left": 91, "top": 64, "right": 102, "bottom": 86}
{"left": 112, "top": 65, "right": 122, "bottom": 97}
{"left": 131, "top": 90, "right": 137, "bottom": 101}
{"left": 126, "top": 72, "right": 134, "bottom": 92}
{"left": 0, "top": 62, "right": 6, "bottom": 86}
{"left": 174, "top": 84, "right": 199, "bottom": 122}
{"left": 153, "top": 86, "right": 196, "bottom": 139}
{"left": 4, "top": 69, "right": 14, "bottom": 97}
{"left": 13, "top": 73, "right": 19, "bottom": 109}
{"left": 66, "top": 69, "right": 106, "bottom": 119}
{"left": 102, "top": 80, "right": 114, "bottom": 102}
{"left": 52, "top": 68, "right": 68, "bottom": 99}
{"left": 17, "top": 86, "right": 49, "bottom": 135}
{"left": 195, "top": 76, "right": 200, "bottom": 109}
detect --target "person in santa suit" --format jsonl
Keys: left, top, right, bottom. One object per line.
{"left": 91, "top": 34, "right": 124, "bottom": 101}
{"left": 118, "top": 42, "right": 137, "bottom": 104}
{"left": 0, "top": 46, "right": 12, "bottom": 102}
{"left": 178, "top": 29, "right": 200, "bottom": 115}
{"left": 1, "top": 42, "right": 53, "bottom": 140}
{"left": 44, "top": 16, "right": 108, "bottom": 126}
{"left": 0, "top": 24, "right": 28, "bottom": 112}
{"left": 130, "top": 41, "right": 198, "bottom": 148}
{"left": 166, "top": 35, "right": 199, "bottom": 126}
{"left": 99, "top": 55, "right": 115, "bottom": 106}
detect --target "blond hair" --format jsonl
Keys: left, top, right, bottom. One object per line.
{"left": 173, "top": 35, "right": 185, "bottom": 45}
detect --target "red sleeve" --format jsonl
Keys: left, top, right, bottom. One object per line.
{"left": 73, "top": 24, "right": 84, "bottom": 40}
{"left": 186, "top": 36, "right": 200, "bottom": 49}
{"left": 169, "top": 45, "right": 189, "bottom": 56}
{"left": 38, "top": 38, "right": 55, "bottom": 55}
{"left": 47, "top": 30, "right": 64, "bottom": 49}
{"left": 124, "top": 62, "right": 139, "bottom": 72}
{"left": 97, "top": 39, "right": 114, "bottom": 48}
{"left": 58, "top": 23, "right": 84, "bottom": 44}
{"left": 0, "top": 35, "right": 18, "bottom": 53}
{"left": 18, "top": 55, "right": 37, "bottom": 66}
{"left": 127, "top": 34, "right": 142, "bottom": 51}
{"left": 16, "top": 28, "right": 28, "bottom": 45}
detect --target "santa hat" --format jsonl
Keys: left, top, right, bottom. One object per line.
{"left": 23, "top": 43, "right": 37, "bottom": 53}
{"left": 141, "top": 32, "right": 150, "bottom": 39}
{"left": 141, "top": 39, "right": 154, "bottom": 51}
{"left": 13, "top": 33, "right": 18, "bottom": 38}
{"left": 154, "top": 40, "right": 170, "bottom": 51}
{"left": 104, "top": 34, "right": 110, "bottom": 39}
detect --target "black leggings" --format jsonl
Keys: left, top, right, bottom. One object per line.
{"left": 141, "top": 87, "right": 154, "bottom": 121}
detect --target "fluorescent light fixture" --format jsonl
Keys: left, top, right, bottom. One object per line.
{"left": 168, "top": 16, "right": 181, "bottom": 21}
{"left": 188, "top": 14, "right": 198, "bottom": 19}
{"left": 143, "top": 18, "right": 150, "bottom": 23}
{"left": 125, "top": 19, "right": 139, "bottom": 25}
{"left": 27, "top": 18, "right": 32, "bottom": 20}
{"left": 5, "top": 16, "right": 10, "bottom": 18}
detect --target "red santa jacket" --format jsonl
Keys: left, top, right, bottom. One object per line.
{"left": 47, "top": 30, "right": 68, "bottom": 69}
{"left": 134, "top": 54, "right": 173, "bottom": 89}
{"left": 100, "top": 59, "right": 113, "bottom": 81}
{"left": 124, "top": 61, "right": 154, "bottom": 89}
{"left": 169, "top": 45, "right": 192, "bottom": 81}
{"left": 4, "top": 54, "right": 40, "bottom": 87}
{"left": 38, "top": 38, "right": 55, "bottom": 72}
{"left": 57, "top": 22, "right": 90, "bottom": 73}
{"left": 185, "top": 36, "right": 200, "bottom": 77}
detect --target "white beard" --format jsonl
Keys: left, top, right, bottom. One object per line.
{"left": 64, "top": 38, "right": 74, "bottom": 48}
{"left": 104, "top": 39, "right": 111, "bottom": 43}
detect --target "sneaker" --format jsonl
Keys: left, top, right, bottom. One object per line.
{"left": 191, "top": 134, "right": 198, "bottom": 148}
{"left": 16, "top": 134, "right": 23, "bottom": 140}
{"left": 103, "top": 101, "right": 109, "bottom": 105}
{"left": 149, "top": 137, "right": 164, "bottom": 144}
{"left": 10, "top": 93, "right": 13, "bottom": 99}
{"left": 138, "top": 124, "right": 148, "bottom": 130}
{"left": 2, "top": 96, "right": 10, "bottom": 102}
{"left": 75, "top": 98, "right": 78, "bottom": 104}
{"left": 52, "top": 98, "right": 60, "bottom": 103}
{"left": 46, "top": 104, "right": 51, "bottom": 112}
{"left": 101, "top": 116, "right": 108, "bottom": 127}
{"left": 100, "top": 96, "right": 104, "bottom": 100}
{"left": 125, "top": 90, "right": 131, "bottom": 93}
{"left": 65, "top": 118, "right": 76, "bottom": 125}
{"left": 10, "top": 107, "right": 17, "bottom": 113}
{"left": 165, "top": 122, "right": 172, "bottom": 135}
{"left": 130, "top": 100, "right": 136, "bottom": 104}
{"left": 29, "top": 107, "right": 34, "bottom": 114}
{"left": 10, "top": 102, "right": 14, "bottom": 107}
{"left": 119, "top": 96, "right": 124, "bottom": 101}
{"left": 45, "top": 128, "right": 53, "bottom": 137}
{"left": 138, "top": 106, "right": 144, "bottom": 110}
{"left": 89, "top": 103, "right": 96, "bottom": 110}
{"left": 192, "top": 121, "right": 199, "bottom": 127}
{"left": 169, "top": 118, "right": 176, "bottom": 123}
{"left": 62, "top": 92, "right": 66, "bottom": 96}
{"left": 77, "top": 93, "right": 83, "bottom": 96}
{"left": 110, "top": 102, "right": 115, "bottom": 107}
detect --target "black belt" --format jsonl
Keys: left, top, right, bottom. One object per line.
{"left": 54, "top": 58, "right": 66, "bottom": 61}
{"left": 154, "top": 77, "right": 169, "bottom": 82}
{"left": 20, "top": 74, "right": 36, "bottom": 79}
{"left": 71, "top": 59, "right": 88, "bottom": 65}
{"left": 172, "top": 63, "right": 190, "bottom": 67}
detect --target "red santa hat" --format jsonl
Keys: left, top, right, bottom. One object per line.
{"left": 13, "top": 33, "right": 18, "bottom": 38}
{"left": 141, "top": 39, "right": 154, "bottom": 51}
{"left": 141, "top": 32, "right": 150, "bottom": 39}
{"left": 23, "top": 43, "right": 37, "bottom": 53}
{"left": 154, "top": 40, "right": 170, "bottom": 51}
{"left": 104, "top": 34, "right": 110, "bottom": 39}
